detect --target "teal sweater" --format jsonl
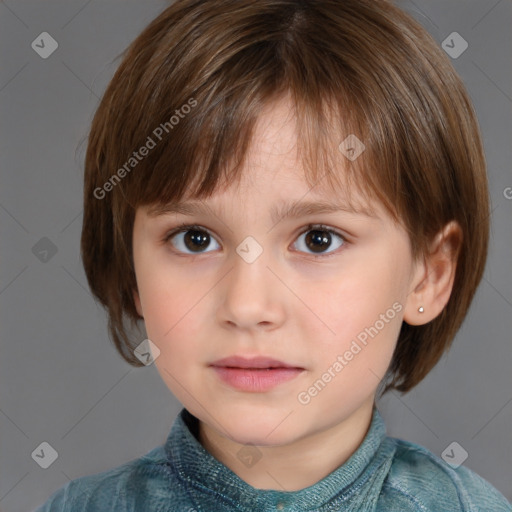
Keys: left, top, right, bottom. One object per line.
{"left": 35, "top": 407, "right": 511, "bottom": 511}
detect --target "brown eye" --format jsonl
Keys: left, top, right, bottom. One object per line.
{"left": 164, "top": 223, "right": 346, "bottom": 258}
{"left": 165, "top": 225, "right": 220, "bottom": 254}
{"left": 182, "top": 229, "right": 210, "bottom": 252}
{"left": 293, "top": 224, "right": 346, "bottom": 256}
{"left": 305, "top": 230, "right": 331, "bottom": 253}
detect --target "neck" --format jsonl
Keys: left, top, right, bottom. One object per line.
{"left": 197, "top": 397, "right": 375, "bottom": 491}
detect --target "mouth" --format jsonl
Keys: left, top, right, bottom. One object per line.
{"left": 209, "top": 355, "right": 305, "bottom": 392}
{"left": 210, "top": 355, "right": 302, "bottom": 369}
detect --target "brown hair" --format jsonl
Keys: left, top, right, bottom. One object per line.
{"left": 81, "top": 0, "right": 489, "bottom": 393}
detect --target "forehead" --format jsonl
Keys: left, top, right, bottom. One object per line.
{"left": 145, "top": 161, "right": 381, "bottom": 223}
{"left": 233, "top": 94, "right": 377, "bottom": 205}
{"left": 145, "top": 94, "right": 384, "bottom": 223}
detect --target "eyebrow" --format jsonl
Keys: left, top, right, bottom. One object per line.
{"left": 147, "top": 198, "right": 378, "bottom": 224}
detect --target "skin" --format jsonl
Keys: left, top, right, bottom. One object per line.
{"left": 131, "top": 95, "right": 461, "bottom": 491}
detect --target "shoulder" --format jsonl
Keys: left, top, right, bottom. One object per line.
{"left": 33, "top": 445, "right": 184, "bottom": 512}
{"left": 378, "top": 437, "right": 511, "bottom": 512}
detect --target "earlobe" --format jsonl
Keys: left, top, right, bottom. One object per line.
{"left": 403, "top": 221, "right": 462, "bottom": 326}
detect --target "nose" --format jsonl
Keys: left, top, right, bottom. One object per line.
{"left": 218, "top": 240, "right": 285, "bottom": 331}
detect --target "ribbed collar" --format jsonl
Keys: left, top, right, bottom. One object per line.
{"left": 165, "top": 406, "right": 396, "bottom": 511}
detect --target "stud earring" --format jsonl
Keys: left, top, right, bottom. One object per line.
{"left": 418, "top": 306, "right": 424, "bottom": 313}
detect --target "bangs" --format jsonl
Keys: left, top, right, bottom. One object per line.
{"left": 139, "top": 88, "right": 386, "bottom": 224}
{"left": 104, "top": 2, "right": 416, "bottom": 239}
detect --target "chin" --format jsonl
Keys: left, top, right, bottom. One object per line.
{"left": 220, "top": 411, "right": 303, "bottom": 447}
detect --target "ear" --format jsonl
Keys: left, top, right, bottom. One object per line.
{"left": 403, "top": 221, "right": 462, "bottom": 326}
{"left": 133, "top": 288, "right": 144, "bottom": 318}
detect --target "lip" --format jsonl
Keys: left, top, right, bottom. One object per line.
{"left": 210, "top": 356, "right": 305, "bottom": 392}
{"left": 211, "top": 355, "right": 302, "bottom": 369}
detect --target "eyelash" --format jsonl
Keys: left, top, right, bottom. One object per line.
{"left": 163, "top": 222, "right": 348, "bottom": 259}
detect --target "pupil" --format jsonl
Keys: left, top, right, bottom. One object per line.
{"left": 185, "top": 230, "right": 209, "bottom": 251}
{"left": 306, "top": 230, "right": 330, "bottom": 253}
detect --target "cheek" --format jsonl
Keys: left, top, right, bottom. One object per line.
{"left": 142, "top": 281, "right": 206, "bottom": 396}
{"left": 142, "top": 287, "right": 202, "bottom": 346}
{"left": 136, "top": 263, "right": 214, "bottom": 367}
{"left": 300, "top": 300, "right": 402, "bottom": 409}
{"left": 300, "top": 255, "right": 405, "bottom": 368}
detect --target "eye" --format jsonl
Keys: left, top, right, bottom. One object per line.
{"left": 163, "top": 223, "right": 347, "bottom": 257}
{"left": 164, "top": 223, "right": 220, "bottom": 254}
{"left": 292, "top": 224, "right": 346, "bottom": 258}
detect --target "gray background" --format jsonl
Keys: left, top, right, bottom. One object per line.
{"left": 0, "top": 1, "right": 510, "bottom": 510}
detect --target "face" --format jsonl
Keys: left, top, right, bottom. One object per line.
{"left": 131, "top": 97, "right": 419, "bottom": 448}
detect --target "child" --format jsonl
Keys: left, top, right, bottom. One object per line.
{"left": 36, "top": 0, "right": 511, "bottom": 510}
